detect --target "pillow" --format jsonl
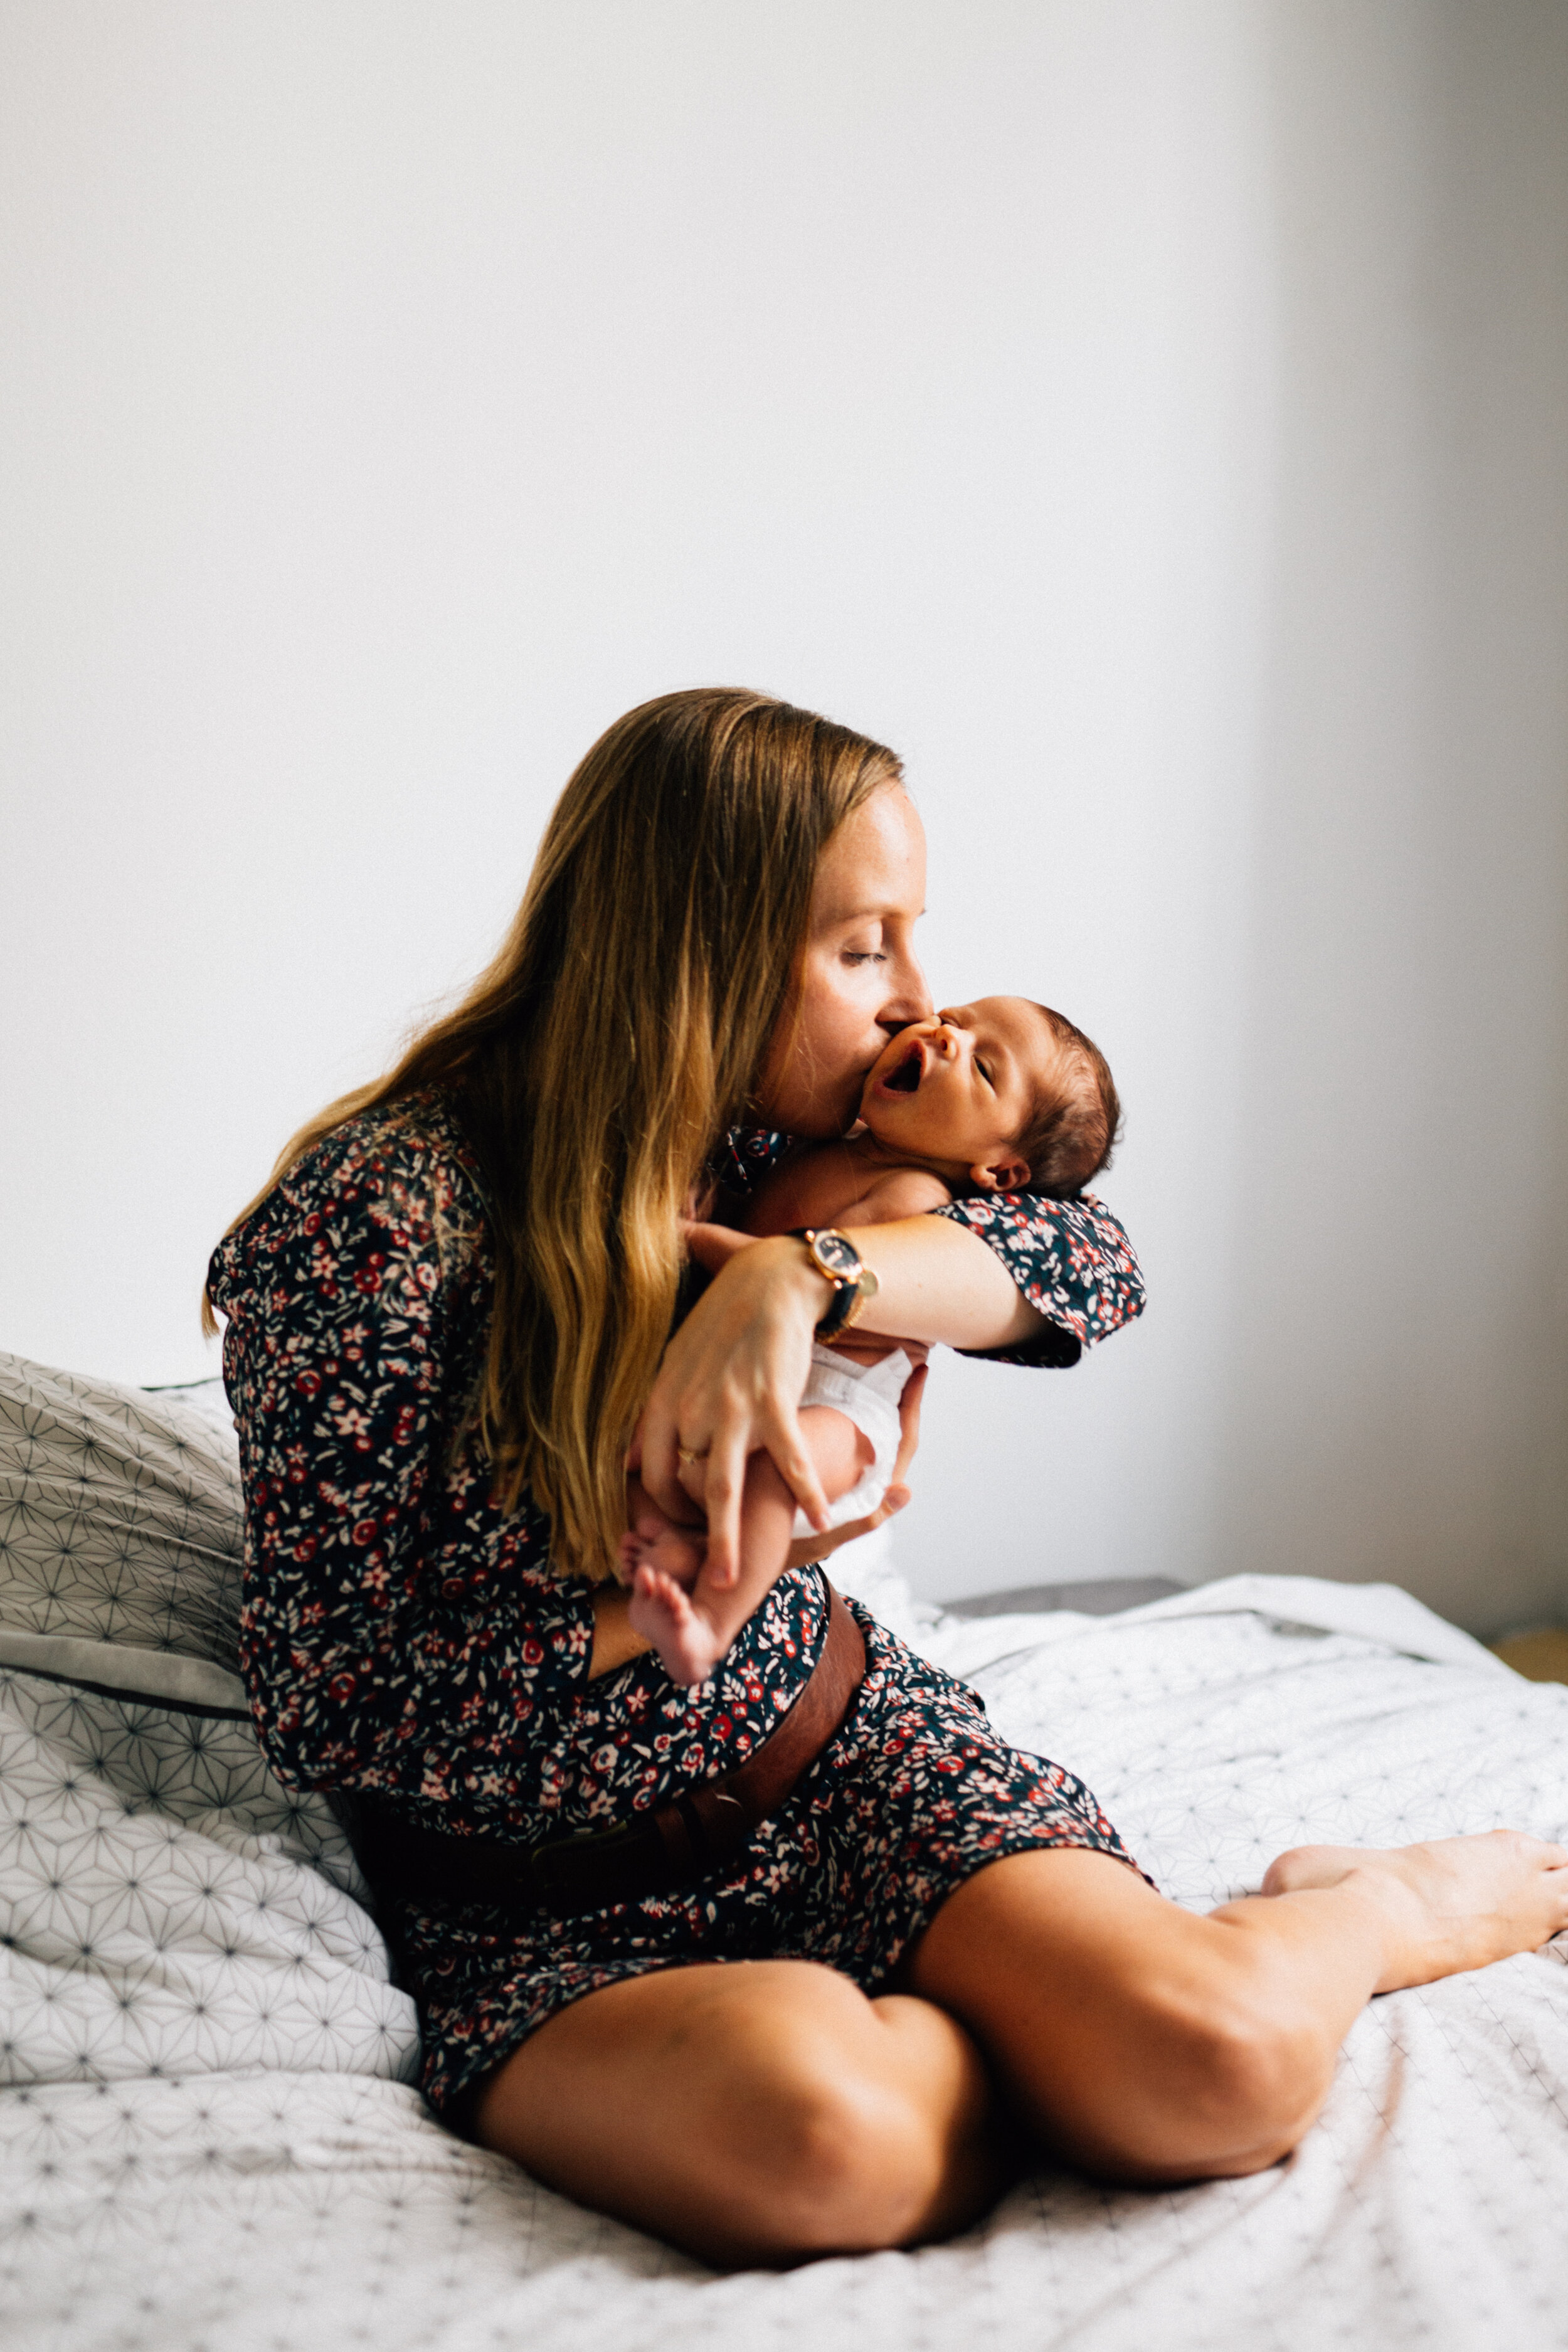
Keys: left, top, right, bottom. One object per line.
{"left": 0, "top": 1364, "right": 416, "bottom": 2092}
{"left": 0, "top": 1353, "right": 245, "bottom": 1704}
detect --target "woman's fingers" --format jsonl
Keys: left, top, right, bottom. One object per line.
{"left": 631, "top": 1232, "right": 829, "bottom": 1564}
{"left": 891, "top": 1361, "right": 928, "bottom": 1489}
{"left": 775, "top": 1365, "right": 925, "bottom": 1570}
{"left": 847, "top": 1481, "right": 911, "bottom": 1540}
{"left": 764, "top": 1394, "right": 832, "bottom": 1535}
{"left": 781, "top": 1531, "right": 837, "bottom": 1571}
{"left": 634, "top": 1394, "right": 688, "bottom": 1522}
{"left": 781, "top": 1477, "right": 911, "bottom": 1571}
{"left": 696, "top": 1426, "right": 747, "bottom": 1588}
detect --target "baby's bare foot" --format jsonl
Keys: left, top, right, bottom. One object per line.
{"left": 1263, "top": 1829, "right": 1568, "bottom": 1991}
{"left": 620, "top": 1522, "right": 706, "bottom": 1591}
{"left": 627, "top": 1564, "right": 726, "bottom": 1688}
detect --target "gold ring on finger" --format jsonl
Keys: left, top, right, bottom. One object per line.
{"left": 677, "top": 1445, "right": 709, "bottom": 1466}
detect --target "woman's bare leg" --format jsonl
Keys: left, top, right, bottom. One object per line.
{"left": 473, "top": 1831, "right": 1568, "bottom": 2265}
{"left": 901, "top": 1831, "right": 1568, "bottom": 2185}
{"left": 470, "top": 1959, "right": 1007, "bottom": 2267}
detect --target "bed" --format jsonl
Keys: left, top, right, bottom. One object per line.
{"left": 2, "top": 1349, "right": 1565, "bottom": 2351}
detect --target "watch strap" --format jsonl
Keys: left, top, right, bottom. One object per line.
{"left": 795, "top": 1227, "right": 871, "bottom": 1342}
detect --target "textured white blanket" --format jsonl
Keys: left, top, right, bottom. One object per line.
{"left": 3, "top": 1563, "right": 1567, "bottom": 2349}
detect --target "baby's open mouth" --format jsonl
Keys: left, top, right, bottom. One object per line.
{"left": 881, "top": 1039, "right": 924, "bottom": 1094}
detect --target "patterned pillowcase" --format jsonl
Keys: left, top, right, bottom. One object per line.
{"left": 0, "top": 1353, "right": 244, "bottom": 1693}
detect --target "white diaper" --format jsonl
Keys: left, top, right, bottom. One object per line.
{"left": 791, "top": 1343, "right": 914, "bottom": 1537}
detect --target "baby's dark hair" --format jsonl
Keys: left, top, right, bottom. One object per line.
{"left": 1017, "top": 1006, "right": 1120, "bottom": 1197}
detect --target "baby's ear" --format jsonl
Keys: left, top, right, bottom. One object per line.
{"left": 968, "top": 1153, "right": 1032, "bottom": 1194}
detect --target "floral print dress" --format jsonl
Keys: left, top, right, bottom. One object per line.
{"left": 207, "top": 1092, "right": 1147, "bottom": 2119}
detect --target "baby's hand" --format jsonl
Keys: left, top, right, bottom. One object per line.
{"left": 681, "top": 1220, "right": 758, "bottom": 1276}
{"left": 627, "top": 1563, "right": 726, "bottom": 1687}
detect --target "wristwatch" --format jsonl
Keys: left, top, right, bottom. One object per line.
{"left": 798, "top": 1227, "right": 880, "bottom": 1342}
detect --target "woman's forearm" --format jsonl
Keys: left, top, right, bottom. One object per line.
{"left": 847, "top": 1214, "right": 1048, "bottom": 1353}
{"left": 684, "top": 1211, "right": 1051, "bottom": 1353}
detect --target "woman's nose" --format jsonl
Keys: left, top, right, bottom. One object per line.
{"left": 878, "top": 955, "right": 933, "bottom": 1033}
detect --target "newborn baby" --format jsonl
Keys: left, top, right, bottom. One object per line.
{"left": 621, "top": 997, "right": 1120, "bottom": 1683}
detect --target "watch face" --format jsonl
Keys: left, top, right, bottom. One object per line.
{"left": 813, "top": 1231, "right": 861, "bottom": 1280}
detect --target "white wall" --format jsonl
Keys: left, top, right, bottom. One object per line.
{"left": 3, "top": 3, "right": 1564, "bottom": 1631}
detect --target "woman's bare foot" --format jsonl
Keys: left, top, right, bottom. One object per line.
{"left": 627, "top": 1563, "right": 724, "bottom": 1687}
{"left": 1263, "top": 1830, "right": 1568, "bottom": 1992}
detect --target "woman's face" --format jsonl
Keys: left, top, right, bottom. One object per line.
{"left": 755, "top": 785, "right": 932, "bottom": 1138}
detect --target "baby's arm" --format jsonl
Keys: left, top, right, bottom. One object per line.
{"left": 683, "top": 1170, "right": 952, "bottom": 1276}
{"left": 836, "top": 1167, "right": 954, "bottom": 1226}
{"left": 624, "top": 1406, "right": 872, "bottom": 1686}
{"left": 684, "top": 1168, "right": 950, "bottom": 1383}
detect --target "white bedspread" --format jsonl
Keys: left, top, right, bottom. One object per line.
{"left": 4, "top": 1555, "right": 1568, "bottom": 2349}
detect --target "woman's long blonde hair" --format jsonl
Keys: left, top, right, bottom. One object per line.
{"left": 206, "top": 687, "right": 901, "bottom": 1581}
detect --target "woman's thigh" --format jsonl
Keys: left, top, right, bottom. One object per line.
{"left": 470, "top": 1957, "right": 1007, "bottom": 2268}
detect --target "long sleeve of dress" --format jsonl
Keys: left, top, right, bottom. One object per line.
{"left": 714, "top": 1131, "right": 1146, "bottom": 1369}
{"left": 933, "top": 1190, "right": 1146, "bottom": 1367}
{"left": 206, "top": 1102, "right": 595, "bottom": 1804}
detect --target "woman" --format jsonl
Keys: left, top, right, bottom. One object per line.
{"left": 208, "top": 689, "right": 1568, "bottom": 2269}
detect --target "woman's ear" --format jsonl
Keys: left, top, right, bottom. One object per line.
{"left": 967, "top": 1152, "right": 1032, "bottom": 1194}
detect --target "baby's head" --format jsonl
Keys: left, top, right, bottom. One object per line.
{"left": 859, "top": 996, "right": 1119, "bottom": 1199}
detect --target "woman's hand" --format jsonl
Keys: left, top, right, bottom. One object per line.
{"left": 781, "top": 1360, "right": 927, "bottom": 1569}
{"left": 633, "top": 1235, "right": 838, "bottom": 1585}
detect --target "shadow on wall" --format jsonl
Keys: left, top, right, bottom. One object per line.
{"left": 1210, "top": 1, "right": 1568, "bottom": 1638}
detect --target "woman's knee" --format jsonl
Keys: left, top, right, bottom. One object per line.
{"left": 713, "top": 1972, "right": 951, "bottom": 2254}
{"left": 1030, "top": 1992, "right": 1332, "bottom": 2185}
{"left": 1195, "top": 2000, "right": 1334, "bottom": 2172}
{"left": 476, "top": 1961, "right": 978, "bottom": 2264}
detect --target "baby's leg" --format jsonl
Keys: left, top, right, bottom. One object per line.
{"left": 619, "top": 1474, "right": 706, "bottom": 1593}
{"left": 630, "top": 1407, "right": 872, "bottom": 1686}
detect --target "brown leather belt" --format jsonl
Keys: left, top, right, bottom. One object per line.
{"left": 351, "top": 1574, "right": 865, "bottom": 1920}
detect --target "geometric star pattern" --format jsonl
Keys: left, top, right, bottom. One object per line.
{"left": 1, "top": 1965, "right": 1567, "bottom": 2349}
{"left": 960, "top": 1605, "right": 1568, "bottom": 1912}
{"left": 0, "top": 1354, "right": 244, "bottom": 1663}
{"left": 3, "top": 1353, "right": 1568, "bottom": 2346}
{"left": 0, "top": 1666, "right": 418, "bottom": 2094}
